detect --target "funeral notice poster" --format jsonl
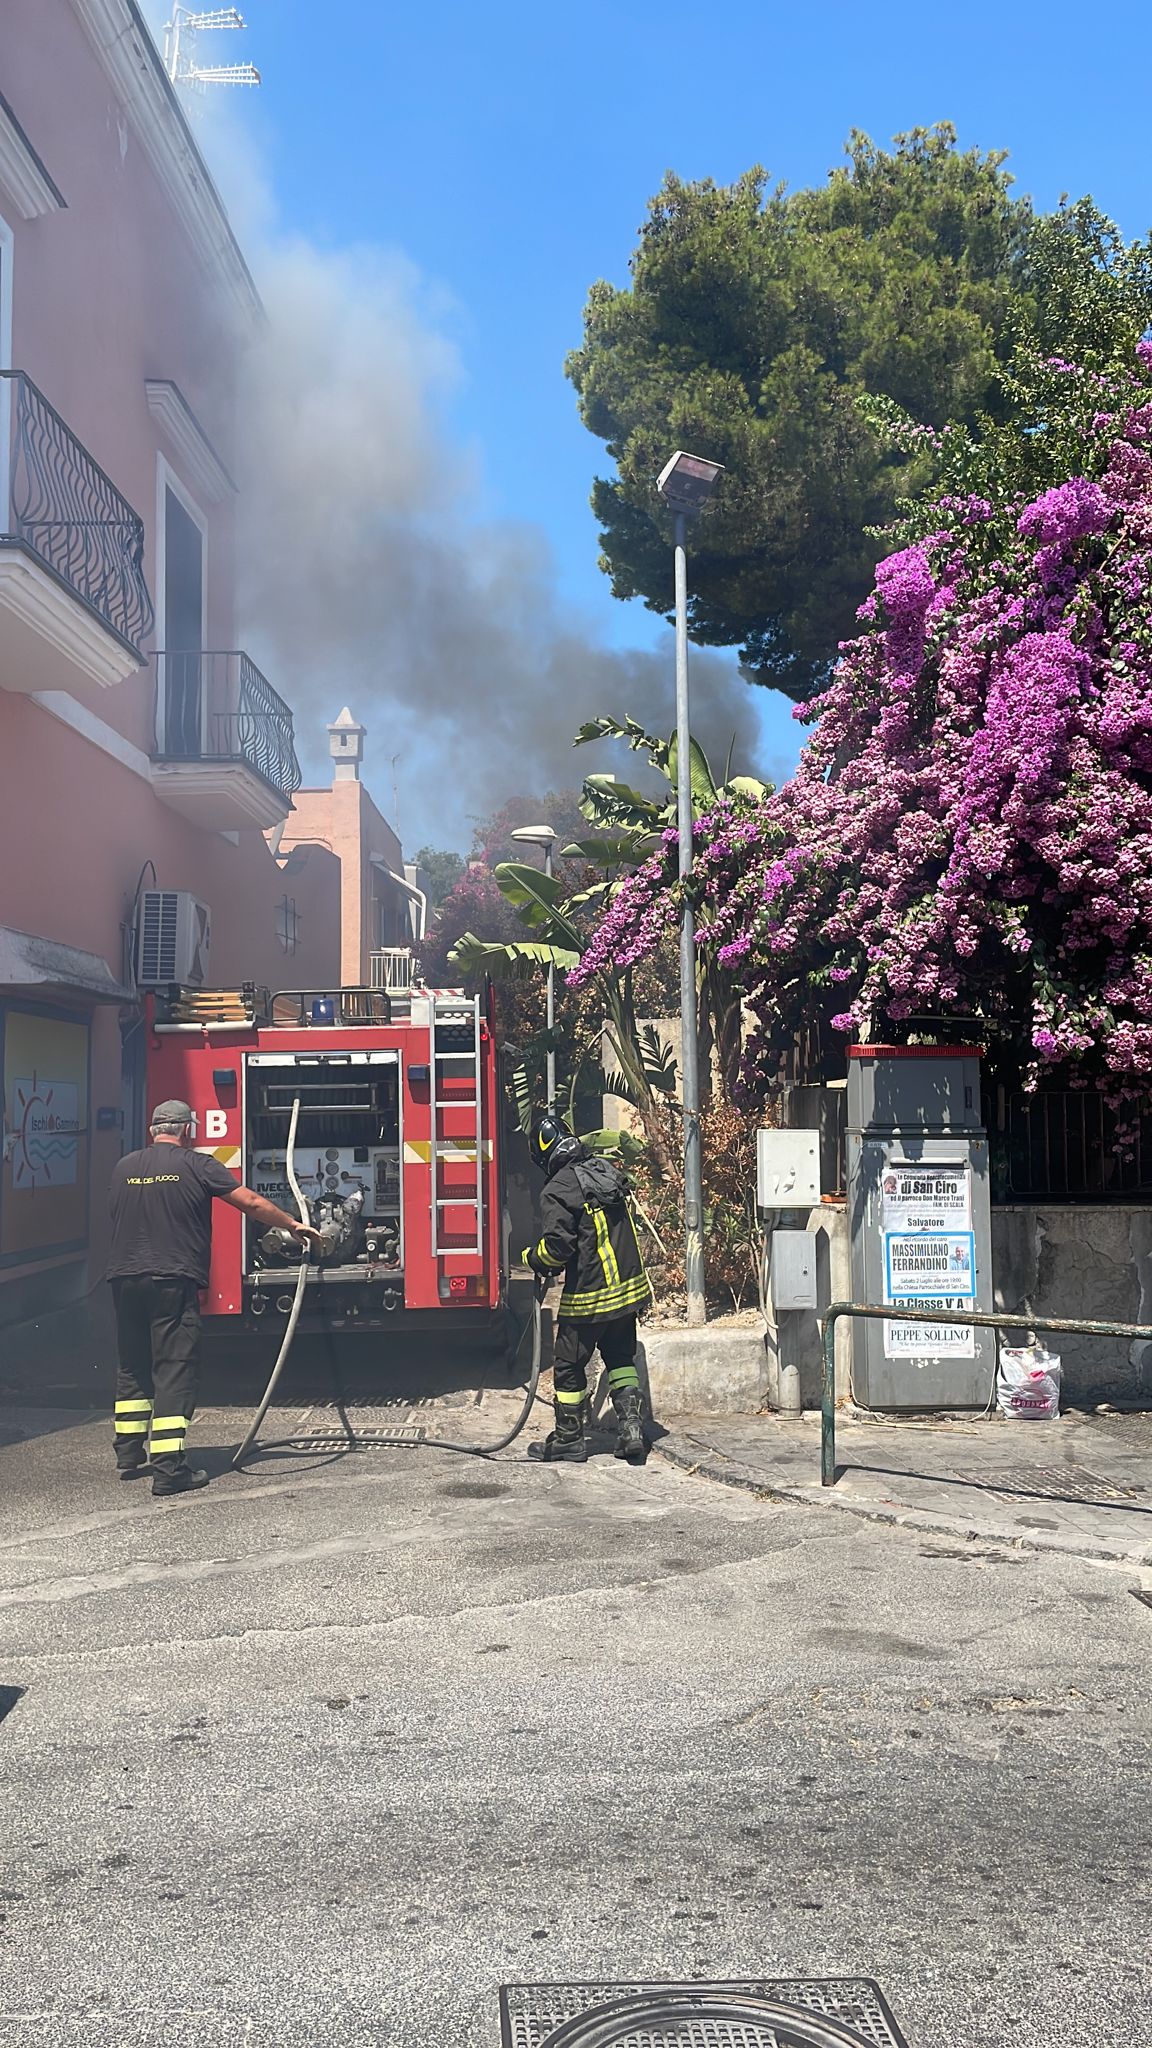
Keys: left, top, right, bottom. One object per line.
{"left": 880, "top": 1162, "right": 976, "bottom": 1358}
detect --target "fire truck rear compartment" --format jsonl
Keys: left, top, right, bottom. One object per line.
{"left": 244, "top": 1053, "right": 403, "bottom": 1291}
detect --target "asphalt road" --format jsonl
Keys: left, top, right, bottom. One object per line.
{"left": 1, "top": 1393, "right": 1150, "bottom": 2047}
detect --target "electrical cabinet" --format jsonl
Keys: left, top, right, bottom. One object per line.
{"left": 757, "top": 1129, "right": 821, "bottom": 1210}
{"left": 770, "top": 1229, "right": 818, "bottom": 1311}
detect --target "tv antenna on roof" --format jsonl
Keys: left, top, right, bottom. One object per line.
{"left": 164, "top": 8, "right": 261, "bottom": 92}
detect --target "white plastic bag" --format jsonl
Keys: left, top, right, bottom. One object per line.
{"left": 997, "top": 1343, "right": 1062, "bottom": 1420}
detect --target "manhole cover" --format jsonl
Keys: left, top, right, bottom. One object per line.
{"left": 325, "top": 1389, "right": 479, "bottom": 1412}
{"left": 985, "top": 1464, "right": 1140, "bottom": 1507}
{"left": 500, "top": 1982, "right": 907, "bottom": 2048}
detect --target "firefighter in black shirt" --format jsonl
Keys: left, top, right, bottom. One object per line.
{"left": 523, "top": 1112, "right": 652, "bottom": 1464}
{"left": 107, "top": 1100, "right": 319, "bottom": 1496}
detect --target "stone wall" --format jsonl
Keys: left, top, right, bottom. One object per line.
{"left": 992, "top": 1207, "right": 1152, "bottom": 1404}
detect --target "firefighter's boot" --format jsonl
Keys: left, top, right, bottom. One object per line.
{"left": 152, "top": 1465, "right": 210, "bottom": 1498}
{"left": 611, "top": 1385, "right": 647, "bottom": 1463}
{"left": 537, "top": 1394, "right": 588, "bottom": 1463}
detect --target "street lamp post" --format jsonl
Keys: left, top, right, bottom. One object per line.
{"left": 656, "top": 450, "right": 725, "bottom": 1328}
{"left": 510, "top": 823, "right": 559, "bottom": 1110}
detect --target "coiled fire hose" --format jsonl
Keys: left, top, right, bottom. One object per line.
{"left": 232, "top": 1094, "right": 543, "bottom": 1470}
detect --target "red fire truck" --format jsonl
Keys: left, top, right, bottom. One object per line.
{"left": 144, "top": 979, "right": 507, "bottom": 1338}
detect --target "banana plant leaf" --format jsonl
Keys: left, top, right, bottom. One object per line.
{"left": 578, "top": 1127, "right": 648, "bottom": 1164}
{"left": 580, "top": 774, "right": 668, "bottom": 834}
{"left": 560, "top": 835, "right": 658, "bottom": 866}
{"left": 490, "top": 862, "right": 585, "bottom": 952}
{"left": 666, "top": 731, "right": 718, "bottom": 810}
{"left": 448, "top": 932, "right": 580, "bottom": 979}
{"left": 574, "top": 714, "right": 672, "bottom": 771}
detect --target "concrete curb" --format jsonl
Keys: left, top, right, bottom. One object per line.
{"left": 652, "top": 1430, "right": 1152, "bottom": 1568}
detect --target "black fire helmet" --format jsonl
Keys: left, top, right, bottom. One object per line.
{"left": 530, "top": 1111, "right": 582, "bottom": 1175}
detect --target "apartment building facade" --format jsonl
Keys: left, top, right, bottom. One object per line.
{"left": 0, "top": 1, "right": 341, "bottom": 1323}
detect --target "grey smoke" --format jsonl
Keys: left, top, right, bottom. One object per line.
{"left": 234, "top": 238, "right": 760, "bottom": 847}
{"left": 145, "top": 10, "right": 761, "bottom": 846}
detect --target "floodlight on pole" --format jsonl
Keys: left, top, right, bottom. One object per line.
{"left": 656, "top": 448, "right": 724, "bottom": 1329}
{"left": 656, "top": 450, "right": 725, "bottom": 516}
{"left": 511, "top": 825, "right": 559, "bottom": 1109}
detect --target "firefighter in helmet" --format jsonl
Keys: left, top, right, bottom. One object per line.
{"left": 523, "top": 1112, "right": 651, "bottom": 1463}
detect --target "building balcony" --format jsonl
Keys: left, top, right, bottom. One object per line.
{"left": 0, "top": 370, "right": 153, "bottom": 689}
{"left": 151, "top": 650, "right": 302, "bottom": 831}
{"left": 370, "top": 947, "right": 415, "bottom": 994}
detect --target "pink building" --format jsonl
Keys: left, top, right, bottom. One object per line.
{"left": 0, "top": 2, "right": 349, "bottom": 1324}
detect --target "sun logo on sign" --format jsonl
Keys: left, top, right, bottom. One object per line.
{"left": 7, "top": 1072, "right": 79, "bottom": 1189}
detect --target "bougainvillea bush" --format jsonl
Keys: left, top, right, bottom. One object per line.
{"left": 571, "top": 341, "right": 1152, "bottom": 1105}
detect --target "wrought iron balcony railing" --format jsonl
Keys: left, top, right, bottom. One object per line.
{"left": 0, "top": 369, "right": 153, "bottom": 656}
{"left": 153, "top": 649, "right": 302, "bottom": 801}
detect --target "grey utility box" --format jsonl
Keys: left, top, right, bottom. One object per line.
{"left": 848, "top": 1047, "right": 993, "bottom": 1410}
{"left": 756, "top": 1128, "right": 821, "bottom": 1209}
{"left": 847, "top": 1048, "right": 983, "bottom": 1135}
{"left": 770, "top": 1229, "right": 818, "bottom": 1311}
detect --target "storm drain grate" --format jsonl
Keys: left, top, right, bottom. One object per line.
{"left": 0, "top": 1686, "right": 26, "bottom": 1726}
{"left": 979, "top": 1464, "right": 1141, "bottom": 1507}
{"left": 500, "top": 1981, "right": 908, "bottom": 2048}
{"left": 287, "top": 1425, "right": 427, "bottom": 1448}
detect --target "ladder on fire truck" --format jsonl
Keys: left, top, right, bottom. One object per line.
{"left": 430, "top": 993, "right": 484, "bottom": 1259}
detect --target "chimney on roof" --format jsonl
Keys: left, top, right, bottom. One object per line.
{"left": 328, "top": 705, "right": 365, "bottom": 783}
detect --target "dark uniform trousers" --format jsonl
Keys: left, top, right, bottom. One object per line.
{"left": 552, "top": 1312, "right": 641, "bottom": 1411}
{"left": 112, "top": 1276, "right": 201, "bottom": 1474}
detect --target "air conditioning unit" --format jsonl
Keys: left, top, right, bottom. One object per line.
{"left": 135, "top": 891, "right": 211, "bottom": 987}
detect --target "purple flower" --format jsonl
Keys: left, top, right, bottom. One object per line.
{"left": 564, "top": 349, "right": 1152, "bottom": 1114}
{"left": 1017, "top": 478, "right": 1111, "bottom": 549}
{"left": 875, "top": 546, "right": 936, "bottom": 618}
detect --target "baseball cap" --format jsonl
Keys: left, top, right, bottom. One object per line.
{"left": 150, "top": 1099, "right": 195, "bottom": 1128}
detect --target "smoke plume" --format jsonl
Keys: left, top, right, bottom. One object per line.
{"left": 233, "top": 239, "right": 760, "bottom": 847}
{"left": 148, "top": 12, "right": 762, "bottom": 847}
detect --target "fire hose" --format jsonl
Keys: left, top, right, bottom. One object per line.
{"left": 232, "top": 1095, "right": 543, "bottom": 1470}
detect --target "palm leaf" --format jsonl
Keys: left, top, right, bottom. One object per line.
{"left": 638, "top": 1021, "right": 678, "bottom": 1095}
{"left": 601, "top": 1067, "right": 644, "bottom": 1109}
{"left": 509, "top": 1058, "right": 535, "bottom": 1136}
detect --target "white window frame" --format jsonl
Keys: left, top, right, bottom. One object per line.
{"left": 0, "top": 208, "right": 14, "bottom": 533}
{"left": 154, "top": 453, "right": 208, "bottom": 751}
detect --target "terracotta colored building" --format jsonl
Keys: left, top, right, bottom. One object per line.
{"left": 279, "top": 709, "right": 427, "bottom": 991}
{"left": 0, "top": 2, "right": 347, "bottom": 1324}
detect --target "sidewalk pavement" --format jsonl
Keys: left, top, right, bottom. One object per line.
{"left": 653, "top": 1406, "right": 1152, "bottom": 1565}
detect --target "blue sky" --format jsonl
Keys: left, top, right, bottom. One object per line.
{"left": 173, "top": 0, "right": 1152, "bottom": 836}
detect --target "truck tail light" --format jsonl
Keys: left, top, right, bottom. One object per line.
{"left": 439, "top": 1275, "right": 487, "bottom": 1300}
